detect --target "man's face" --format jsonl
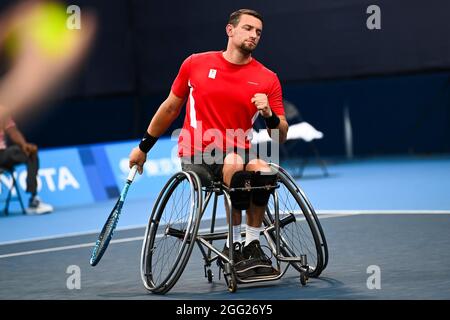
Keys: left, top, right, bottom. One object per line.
{"left": 228, "top": 14, "right": 263, "bottom": 54}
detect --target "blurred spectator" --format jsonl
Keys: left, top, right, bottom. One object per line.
{"left": 0, "top": 116, "right": 53, "bottom": 214}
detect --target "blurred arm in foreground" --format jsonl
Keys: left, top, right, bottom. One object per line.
{"left": 0, "top": 0, "right": 97, "bottom": 121}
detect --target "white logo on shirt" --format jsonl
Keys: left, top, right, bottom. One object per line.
{"left": 208, "top": 69, "right": 217, "bottom": 79}
{"left": 247, "top": 81, "right": 259, "bottom": 85}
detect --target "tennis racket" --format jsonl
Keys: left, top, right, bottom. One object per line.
{"left": 90, "top": 165, "right": 138, "bottom": 266}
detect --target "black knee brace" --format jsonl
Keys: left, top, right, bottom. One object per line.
{"left": 251, "top": 171, "right": 277, "bottom": 206}
{"left": 229, "top": 171, "right": 253, "bottom": 210}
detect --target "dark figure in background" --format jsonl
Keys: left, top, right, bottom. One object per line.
{"left": 0, "top": 117, "right": 53, "bottom": 214}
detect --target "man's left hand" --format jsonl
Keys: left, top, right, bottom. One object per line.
{"left": 251, "top": 93, "right": 272, "bottom": 118}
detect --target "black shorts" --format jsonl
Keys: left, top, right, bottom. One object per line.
{"left": 180, "top": 148, "right": 257, "bottom": 183}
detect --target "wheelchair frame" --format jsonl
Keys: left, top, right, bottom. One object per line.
{"left": 140, "top": 163, "right": 328, "bottom": 294}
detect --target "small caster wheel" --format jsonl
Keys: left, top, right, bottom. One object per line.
{"left": 228, "top": 278, "right": 237, "bottom": 293}
{"left": 226, "top": 271, "right": 238, "bottom": 293}
{"left": 207, "top": 269, "right": 213, "bottom": 283}
{"left": 300, "top": 272, "right": 308, "bottom": 286}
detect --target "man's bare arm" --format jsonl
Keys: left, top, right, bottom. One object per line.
{"left": 145, "top": 91, "right": 186, "bottom": 137}
{"left": 129, "top": 90, "right": 186, "bottom": 173}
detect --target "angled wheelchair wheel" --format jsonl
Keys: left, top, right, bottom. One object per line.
{"left": 140, "top": 171, "right": 202, "bottom": 294}
{"left": 265, "top": 164, "right": 328, "bottom": 278}
{"left": 275, "top": 164, "right": 328, "bottom": 272}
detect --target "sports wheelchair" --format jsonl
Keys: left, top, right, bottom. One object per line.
{"left": 140, "top": 162, "right": 328, "bottom": 294}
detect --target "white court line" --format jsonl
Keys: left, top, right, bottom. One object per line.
{"left": 0, "top": 212, "right": 356, "bottom": 247}
{"left": 0, "top": 214, "right": 352, "bottom": 259}
{"left": 3, "top": 210, "right": 449, "bottom": 247}
{"left": 3, "top": 210, "right": 448, "bottom": 246}
{"left": 317, "top": 210, "right": 450, "bottom": 215}
{"left": 1, "top": 210, "right": 449, "bottom": 258}
{"left": 0, "top": 236, "right": 145, "bottom": 259}
{"left": 0, "top": 226, "right": 226, "bottom": 259}
{"left": 0, "top": 224, "right": 148, "bottom": 247}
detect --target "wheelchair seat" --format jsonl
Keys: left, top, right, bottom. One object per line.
{"left": 180, "top": 162, "right": 221, "bottom": 187}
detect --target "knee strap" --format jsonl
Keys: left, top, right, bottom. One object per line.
{"left": 229, "top": 171, "right": 253, "bottom": 210}
{"left": 251, "top": 171, "right": 277, "bottom": 206}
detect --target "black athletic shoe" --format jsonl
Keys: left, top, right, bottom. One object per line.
{"left": 221, "top": 242, "right": 256, "bottom": 279}
{"left": 242, "top": 240, "right": 274, "bottom": 276}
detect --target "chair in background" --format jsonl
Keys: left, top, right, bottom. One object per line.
{"left": 0, "top": 166, "right": 26, "bottom": 215}
{"left": 251, "top": 100, "right": 328, "bottom": 178}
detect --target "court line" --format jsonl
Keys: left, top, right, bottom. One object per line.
{"left": 1, "top": 210, "right": 449, "bottom": 249}
{"left": 317, "top": 210, "right": 450, "bottom": 215}
{"left": 0, "top": 236, "right": 144, "bottom": 259}
{"left": 0, "top": 227, "right": 221, "bottom": 259}
{"left": 0, "top": 214, "right": 358, "bottom": 259}
{"left": 0, "top": 224, "right": 148, "bottom": 246}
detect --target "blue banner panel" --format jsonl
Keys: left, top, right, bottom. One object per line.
{"left": 0, "top": 139, "right": 183, "bottom": 212}
{"left": 0, "top": 148, "right": 94, "bottom": 211}
{"left": 103, "top": 138, "right": 181, "bottom": 201}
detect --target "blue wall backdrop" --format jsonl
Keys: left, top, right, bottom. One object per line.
{"left": 1, "top": 0, "right": 448, "bottom": 157}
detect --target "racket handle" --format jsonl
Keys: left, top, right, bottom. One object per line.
{"left": 127, "top": 165, "right": 138, "bottom": 182}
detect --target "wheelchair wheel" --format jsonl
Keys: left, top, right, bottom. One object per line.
{"left": 274, "top": 164, "right": 329, "bottom": 272}
{"left": 265, "top": 164, "right": 328, "bottom": 278}
{"left": 140, "top": 171, "right": 202, "bottom": 294}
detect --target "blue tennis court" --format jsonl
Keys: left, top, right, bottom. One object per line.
{"left": 1, "top": 156, "right": 450, "bottom": 299}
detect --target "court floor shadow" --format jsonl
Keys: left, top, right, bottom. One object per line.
{"left": 162, "top": 274, "right": 372, "bottom": 300}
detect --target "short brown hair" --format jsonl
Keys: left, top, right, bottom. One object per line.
{"left": 228, "top": 9, "right": 263, "bottom": 27}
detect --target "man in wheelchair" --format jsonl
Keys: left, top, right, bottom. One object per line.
{"left": 219, "top": 157, "right": 281, "bottom": 278}
{"left": 129, "top": 9, "right": 289, "bottom": 279}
